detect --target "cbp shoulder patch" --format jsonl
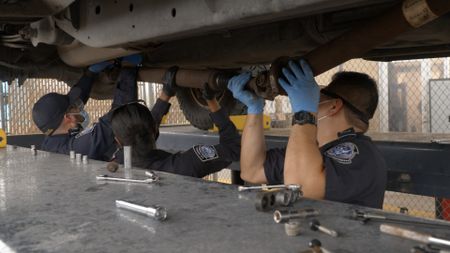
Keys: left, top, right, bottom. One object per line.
{"left": 193, "top": 145, "right": 219, "bottom": 162}
{"left": 325, "top": 142, "right": 359, "bottom": 164}
{"left": 75, "top": 126, "right": 95, "bottom": 139}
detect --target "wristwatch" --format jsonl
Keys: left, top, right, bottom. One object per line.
{"left": 292, "top": 111, "right": 317, "bottom": 126}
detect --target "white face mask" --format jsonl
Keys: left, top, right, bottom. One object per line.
{"left": 318, "top": 114, "right": 330, "bottom": 122}
{"left": 317, "top": 100, "right": 334, "bottom": 122}
{"left": 66, "top": 110, "right": 90, "bottom": 129}
{"left": 79, "top": 110, "right": 90, "bottom": 129}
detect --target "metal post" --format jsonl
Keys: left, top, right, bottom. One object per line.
{"left": 444, "top": 57, "right": 450, "bottom": 78}
{"left": 147, "top": 83, "right": 155, "bottom": 106}
{"left": 378, "top": 62, "right": 389, "bottom": 132}
{"left": 0, "top": 82, "right": 7, "bottom": 131}
{"left": 421, "top": 59, "right": 431, "bottom": 133}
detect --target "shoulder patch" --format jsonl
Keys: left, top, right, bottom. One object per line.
{"left": 193, "top": 145, "right": 219, "bottom": 162}
{"left": 325, "top": 142, "right": 359, "bottom": 164}
{"left": 75, "top": 126, "right": 95, "bottom": 139}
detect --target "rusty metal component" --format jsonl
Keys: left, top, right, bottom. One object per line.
{"left": 71, "top": 0, "right": 450, "bottom": 100}
{"left": 138, "top": 67, "right": 235, "bottom": 91}
{"left": 58, "top": 41, "right": 138, "bottom": 67}
{"left": 302, "top": 0, "right": 450, "bottom": 77}
{"left": 251, "top": 0, "right": 450, "bottom": 99}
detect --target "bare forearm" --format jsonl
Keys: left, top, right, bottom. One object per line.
{"left": 241, "top": 114, "right": 267, "bottom": 183}
{"left": 284, "top": 124, "right": 325, "bottom": 199}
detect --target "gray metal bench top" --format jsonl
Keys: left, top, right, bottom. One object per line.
{"left": 0, "top": 146, "right": 449, "bottom": 252}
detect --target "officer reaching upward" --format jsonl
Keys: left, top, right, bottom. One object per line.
{"left": 110, "top": 68, "right": 241, "bottom": 178}
{"left": 32, "top": 55, "right": 142, "bottom": 161}
{"left": 228, "top": 60, "right": 387, "bottom": 208}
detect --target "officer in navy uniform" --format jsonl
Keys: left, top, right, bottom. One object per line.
{"left": 228, "top": 61, "right": 387, "bottom": 208}
{"left": 32, "top": 55, "right": 167, "bottom": 161}
{"left": 110, "top": 74, "right": 241, "bottom": 178}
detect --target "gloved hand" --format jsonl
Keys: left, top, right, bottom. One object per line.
{"left": 121, "top": 54, "right": 142, "bottom": 66}
{"left": 278, "top": 59, "right": 320, "bottom": 113}
{"left": 202, "top": 83, "right": 217, "bottom": 100}
{"left": 227, "top": 72, "right": 265, "bottom": 114}
{"left": 88, "top": 60, "right": 115, "bottom": 73}
{"left": 162, "top": 66, "right": 179, "bottom": 97}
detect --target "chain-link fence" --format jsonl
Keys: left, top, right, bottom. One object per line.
{"left": 1, "top": 57, "right": 449, "bottom": 221}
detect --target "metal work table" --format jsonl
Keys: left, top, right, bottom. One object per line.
{"left": 1, "top": 146, "right": 450, "bottom": 252}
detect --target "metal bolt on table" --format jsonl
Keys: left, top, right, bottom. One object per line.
{"left": 238, "top": 184, "right": 300, "bottom": 192}
{"left": 274, "top": 208, "right": 319, "bottom": 223}
{"left": 116, "top": 200, "right": 167, "bottom": 221}
{"left": 69, "top": 150, "right": 75, "bottom": 160}
{"left": 310, "top": 219, "right": 339, "bottom": 237}
{"left": 96, "top": 174, "right": 157, "bottom": 184}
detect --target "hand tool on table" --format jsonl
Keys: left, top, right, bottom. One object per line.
{"left": 352, "top": 209, "right": 450, "bottom": 229}
{"left": 116, "top": 200, "right": 167, "bottom": 221}
{"left": 273, "top": 208, "right": 319, "bottom": 223}
{"left": 380, "top": 224, "right": 450, "bottom": 248}
{"left": 310, "top": 219, "right": 339, "bottom": 237}
{"left": 96, "top": 171, "right": 159, "bottom": 184}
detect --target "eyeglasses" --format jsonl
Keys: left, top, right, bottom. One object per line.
{"left": 320, "top": 89, "right": 369, "bottom": 124}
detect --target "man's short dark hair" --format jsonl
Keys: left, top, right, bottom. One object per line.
{"left": 323, "top": 71, "right": 379, "bottom": 131}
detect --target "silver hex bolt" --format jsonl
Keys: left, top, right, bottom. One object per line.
{"left": 75, "top": 153, "right": 82, "bottom": 164}
{"left": 116, "top": 200, "right": 167, "bottom": 221}
{"left": 70, "top": 150, "right": 76, "bottom": 160}
{"left": 284, "top": 221, "right": 302, "bottom": 236}
{"left": 310, "top": 219, "right": 339, "bottom": 237}
{"left": 30, "top": 145, "right": 37, "bottom": 155}
{"left": 82, "top": 155, "right": 89, "bottom": 164}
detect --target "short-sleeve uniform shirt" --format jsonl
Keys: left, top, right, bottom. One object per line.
{"left": 263, "top": 128, "right": 387, "bottom": 208}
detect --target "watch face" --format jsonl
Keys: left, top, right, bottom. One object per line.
{"left": 292, "top": 111, "right": 317, "bottom": 126}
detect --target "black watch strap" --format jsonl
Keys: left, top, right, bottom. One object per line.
{"left": 292, "top": 111, "right": 317, "bottom": 126}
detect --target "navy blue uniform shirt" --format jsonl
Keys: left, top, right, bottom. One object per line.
{"left": 133, "top": 107, "right": 241, "bottom": 178}
{"left": 41, "top": 68, "right": 140, "bottom": 161}
{"left": 263, "top": 128, "right": 387, "bottom": 208}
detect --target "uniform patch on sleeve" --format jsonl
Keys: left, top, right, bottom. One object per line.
{"left": 193, "top": 145, "right": 219, "bottom": 162}
{"left": 325, "top": 142, "right": 359, "bottom": 164}
{"left": 75, "top": 126, "right": 95, "bottom": 139}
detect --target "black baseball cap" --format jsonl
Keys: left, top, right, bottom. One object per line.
{"left": 32, "top": 87, "right": 82, "bottom": 135}
{"left": 320, "top": 71, "right": 379, "bottom": 125}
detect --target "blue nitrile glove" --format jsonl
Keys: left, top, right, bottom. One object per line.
{"left": 227, "top": 72, "right": 265, "bottom": 114}
{"left": 121, "top": 54, "right": 142, "bottom": 66}
{"left": 88, "top": 60, "right": 115, "bottom": 73}
{"left": 278, "top": 59, "right": 320, "bottom": 113}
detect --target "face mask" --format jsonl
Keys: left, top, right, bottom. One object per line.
{"left": 317, "top": 99, "right": 334, "bottom": 122}
{"left": 79, "top": 110, "right": 90, "bottom": 129}
{"left": 67, "top": 110, "right": 90, "bottom": 129}
{"left": 318, "top": 114, "right": 330, "bottom": 122}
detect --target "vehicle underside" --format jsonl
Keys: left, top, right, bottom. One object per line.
{"left": 1, "top": 0, "right": 450, "bottom": 129}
